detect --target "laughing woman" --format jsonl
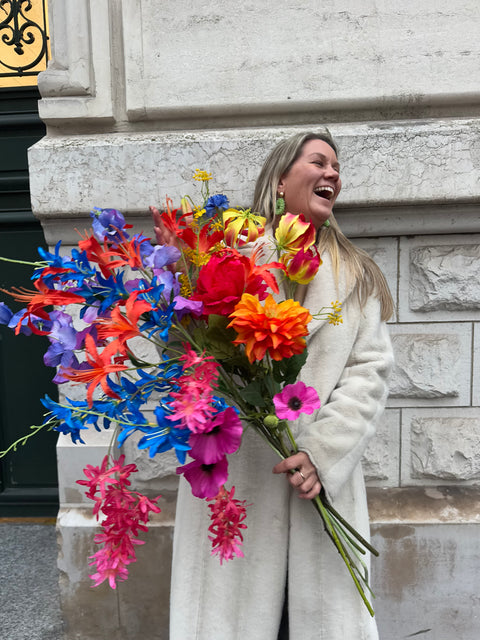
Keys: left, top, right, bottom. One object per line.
{"left": 160, "top": 131, "right": 394, "bottom": 640}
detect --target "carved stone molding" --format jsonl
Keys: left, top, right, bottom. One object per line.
{"left": 36, "top": 0, "right": 114, "bottom": 122}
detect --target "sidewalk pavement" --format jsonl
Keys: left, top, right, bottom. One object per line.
{"left": 0, "top": 521, "right": 64, "bottom": 640}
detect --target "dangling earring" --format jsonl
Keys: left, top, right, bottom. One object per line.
{"left": 275, "top": 192, "right": 285, "bottom": 216}
{"left": 322, "top": 219, "right": 330, "bottom": 228}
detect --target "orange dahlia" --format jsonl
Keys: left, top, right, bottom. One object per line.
{"left": 228, "top": 294, "right": 312, "bottom": 363}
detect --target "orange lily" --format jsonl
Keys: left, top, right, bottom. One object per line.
{"left": 1, "top": 280, "right": 86, "bottom": 334}
{"left": 77, "top": 232, "right": 116, "bottom": 277}
{"left": 95, "top": 296, "right": 152, "bottom": 354}
{"left": 62, "top": 334, "right": 128, "bottom": 406}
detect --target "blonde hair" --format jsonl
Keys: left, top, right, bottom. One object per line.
{"left": 252, "top": 131, "right": 394, "bottom": 321}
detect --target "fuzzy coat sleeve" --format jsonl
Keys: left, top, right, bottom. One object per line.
{"left": 294, "top": 293, "right": 394, "bottom": 502}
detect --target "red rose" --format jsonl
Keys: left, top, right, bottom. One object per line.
{"left": 191, "top": 250, "right": 282, "bottom": 316}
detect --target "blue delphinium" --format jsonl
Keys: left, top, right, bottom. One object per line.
{"left": 40, "top": 395, "right": 88, "bottom": 444}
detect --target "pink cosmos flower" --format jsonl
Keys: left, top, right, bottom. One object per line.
{"left": 189, "top": 407, "right": 243, "bottom": 464}
{"left": 207, "top": 485, "right": 248, "bottom": 564}
{"left": 177, "top": 456, "right": 229, "bottom": 499}
{"left": 273, "top": 381, "right": 321, "bottom": 421}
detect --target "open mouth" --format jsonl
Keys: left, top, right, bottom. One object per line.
{"left": 313, "top": 186, "right": 335, "bottom": 201}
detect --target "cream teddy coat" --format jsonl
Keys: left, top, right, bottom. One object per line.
{"left": 170, "top": 249, "right": 394, "bottom": 640}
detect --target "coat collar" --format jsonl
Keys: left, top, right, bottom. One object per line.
{"left": 300, "top": 251, "right": 353, "bottom": 340}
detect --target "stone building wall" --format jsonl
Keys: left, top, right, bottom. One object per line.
{"left": 27, "top": 1, "right": 480, "bottom": 638}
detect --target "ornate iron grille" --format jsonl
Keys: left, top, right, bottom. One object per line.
{"left": 0, "top": 0, "right": 49, "bottom": 78}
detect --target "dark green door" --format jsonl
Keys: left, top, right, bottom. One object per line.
{"left": 0, "top": 86, "right": 59, "bottom": 516}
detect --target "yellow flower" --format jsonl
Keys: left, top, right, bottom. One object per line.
{"left": 183, "top": 247, "right": 211, "bottom": 267}
{"left": 179, "top": 273, "right": 193, "bottom": 297}
{"left": 328, "top": 300, "right": 343, "bottom": 325}
{"left": 223, "top": 208, "right": 266, "bottom": 247}
{"left": 275, "top": 213, "right": 316, "bottom": 253}
{"left": 193, "top": 207, "right": 206, "bottom": 220}
{"left": 192, "top": 169, "right": 213, "bottom": 182}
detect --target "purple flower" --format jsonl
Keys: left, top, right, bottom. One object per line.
{"left": 176, "top": 456, "right": 228, "bottom": 499}
{"left": 188, "top": 407, "right": 242, "bottom": 464}
{"left": 151, "top": 270, "right": 180, "bottom": 298}
{"left": 44, "top": 311, "right": 77, "bottom": 368}
{"left": 0, "top": 302, "right": 13, "bottom": 326}
{"left": 273, "top": 381, "right": 320, "bottom": 421}
{"left": 143, "top": 244, "right": 181, "bottom": 270}
{"left": 171, "top": 296, "right": 203, "bottom": 319}
{"left": 91, "top": 207, "right": 127, "bottom": 243}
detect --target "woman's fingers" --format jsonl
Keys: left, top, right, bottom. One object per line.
{"left": 297, "top": 479, "right": 322, "bottom": 500}
{"left": 272, "top": 451, "right": 322, "bottom": 499}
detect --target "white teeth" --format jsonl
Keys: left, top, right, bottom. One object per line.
{"left": 314, "top": 186, "right": 335, "bottom": 199}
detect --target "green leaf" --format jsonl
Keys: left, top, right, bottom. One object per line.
{"left": 264, "top": 374, "right": 281, "bottom": 398}
{"left": 272, "top": 351, "right": 308, "bottom": 385}
{"left": 193, "top": 315, "right": 238, "bottom": 361}
{"left": 241, "top": 382, "right": 267, "bottom": 408}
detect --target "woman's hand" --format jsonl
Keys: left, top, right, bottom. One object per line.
{"left": 150, "top": 205, "right": 187, "bottom": 273}
{"left": 150, "top": 206, "right": 178, "bottom": 247}
{"left": 273, "top": 451, "right": 322, "bottom": 500}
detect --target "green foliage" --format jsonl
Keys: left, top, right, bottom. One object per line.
{"left": 272, "top": 350, "right": 308, "bottom": 385}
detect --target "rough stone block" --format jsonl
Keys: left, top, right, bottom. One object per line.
{"left": 473, "top": 323, "right": 480, "bottom": 407}
{"left": 399, "top": 235, "right": 480, "bottom": 321}
{"left": 401, "top": 409, "right": 480, "bottom": 485}
{"left": 363, "top": 409, "right": 400, "bottom": 486}
{"left": 122, "top": 429, "right": 180, "bottom": 496}
{"left": 409, "top": 244, "right": 480, "bottom": 311}
{"left": 387, "top": 323, "right": 471, "bottom": 407}
{"left": 37, "top": 0, "right": 114, "bottom": 122}
{"left": 57, "top": 509, "right": 121, "bottom": 640}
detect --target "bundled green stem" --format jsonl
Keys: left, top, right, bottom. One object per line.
{"left": 244, "top": 413, "right": 378, "bottom": 616}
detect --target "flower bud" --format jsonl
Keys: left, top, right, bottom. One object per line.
{"left": 282, "top": 245, "right": 322, "bottom": 284}
{"left": 263, "top": 414, "right": 279, "bottom": 428}
{"left": 181, "top": 197, "right": 193, "bottom": 215}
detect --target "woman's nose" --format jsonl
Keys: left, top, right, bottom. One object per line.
{"left": 324, "top": 164, "right": 340, "bottom": 180}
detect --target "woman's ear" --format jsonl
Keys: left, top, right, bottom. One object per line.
{"left": 277, "top": 176, "right": 286, "bottom": 194}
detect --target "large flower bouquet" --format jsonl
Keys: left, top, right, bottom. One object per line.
{"left": 0, "top": 170, "right": 378, "bottom": 615}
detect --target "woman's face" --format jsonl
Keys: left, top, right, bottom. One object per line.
{"left": 277, "top": 139, "right": 342, "bottom": 230}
